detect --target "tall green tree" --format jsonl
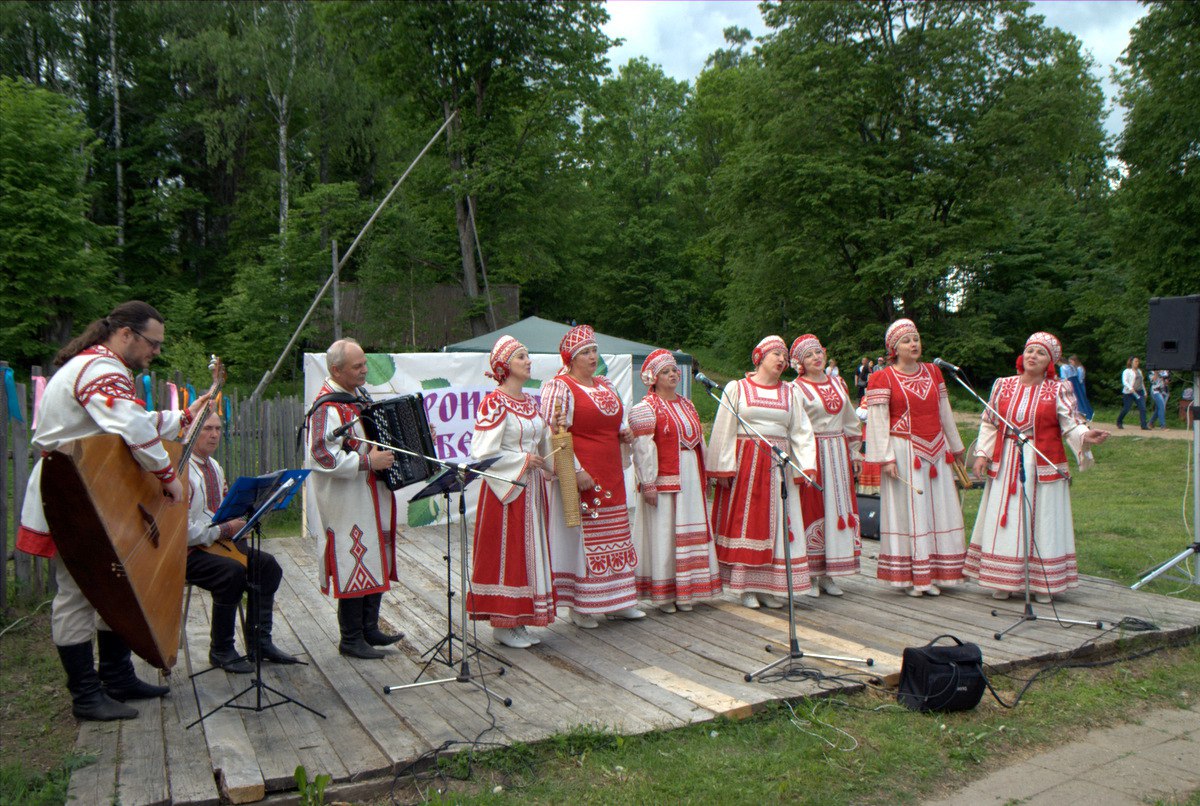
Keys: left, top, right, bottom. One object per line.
{"left": 0, "top": 77, "right": 114, "bottom": 364}
{"left": 345, "top": 0, "right": 613, "bottom": 335}
{"left": 578, "top": 58, "right": 707, "bottom": 345}
{"left": 1106, "top": 1, "right": 1200, "bottom": 366}
{"left": 703, "top": 0, "right": 1110, "bottom": 374}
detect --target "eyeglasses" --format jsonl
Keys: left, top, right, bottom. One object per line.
{"left": 131, "top": 330, "right": 163, "bottom": 350}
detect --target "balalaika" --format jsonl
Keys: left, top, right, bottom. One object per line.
{"left": 360, "top": 393, "right": 438, "bottom": 490}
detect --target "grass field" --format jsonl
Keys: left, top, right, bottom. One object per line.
{"left": 2, "top": 420, "right": 1197, "bottom": 805}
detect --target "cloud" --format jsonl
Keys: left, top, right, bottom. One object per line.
{"left": 603, "top": 0, "right": 768, "bottom": 83}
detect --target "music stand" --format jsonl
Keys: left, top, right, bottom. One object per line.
{"left": 382, "top": 458, "right": 513, "bottom": 707}
{"left": 188, "top": 470, "right": 326, "bottom": 728}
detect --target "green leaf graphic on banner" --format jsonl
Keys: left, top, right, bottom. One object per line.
{"left": 523, "top": 378, "right": 542, "bottom": 389}
{"left": 421, "top": 378, "right": 452, "bottom": 390}
{"left": 365, "top": 354, "right": 396, "bottom": 386}
{"left": 408, "top": 495, "right": 442, "bottom": 527}
{"left": 596, "top": 356, "right": 609, "bottom": 376}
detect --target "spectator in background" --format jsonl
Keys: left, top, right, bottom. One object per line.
{"left": 854, "top": 357, "right": 871, "bottom": 402}
{"left": 1149, "top": 369, "right": 1169, "bottom": 429}
{"left": 1066, "top": 355, "right": 1094, "bottom": 421}
{"left": 827, "top": 358, "right": 840, "bottom": 379}
{"left": 873, "top": 356, "right": 885, "bottom": 373}
{"left": 1117, "top": 356, "right": 1148, "bottom": 430}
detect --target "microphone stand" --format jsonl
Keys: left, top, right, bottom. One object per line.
{"left": 940, "top": 367, "right": 1104, "bottom": 639}
{"left": 696, "top": 377, "right": 874, "bottom": 681}
{"left": 352, "top": 433, "right": 519, "bottom": 709}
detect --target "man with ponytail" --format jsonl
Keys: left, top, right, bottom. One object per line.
{"left": 16, "top": 301, "right": 212, "bottom": 721}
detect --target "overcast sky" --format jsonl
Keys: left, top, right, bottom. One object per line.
{"left": 601, "top": 0, "right": 1148, "bottom": 139}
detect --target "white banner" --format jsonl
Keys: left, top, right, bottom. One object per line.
{"left": 302, "top": 352, "right": 634, "bottom": 536}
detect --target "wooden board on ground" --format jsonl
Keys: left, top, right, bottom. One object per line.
{"left": 70, "top": 528, "right": 1200, "bottom": 805}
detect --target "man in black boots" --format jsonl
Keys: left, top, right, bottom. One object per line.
{"left": 15, "top": 301, "right": 213, "bottom": 720}
{"left": 305, "top": 338, "right": 406, "bottom": 659}
{"left": 186, "top": 412, "right": 300, "bottom": 672}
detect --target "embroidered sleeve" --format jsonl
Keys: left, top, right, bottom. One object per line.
{"left": 932, "top": 365, "right": 964, "bottom": 453}
{"left": 1057, "top": 381, "right": 1094, "bottom": 471}
{"left": 539, "top": 377, "right": 574, "bottom": 430}
{"left": 975, "top": 379, "right": 1002, "bottom": 460}
{"left": 76, "top": 358, "right": 175, "bottom": 478}
{"left": 788, "top": 384, "right": 818, "bottom": 475}
{"left": 705, "top": 381, "right": 740, "bottom": 477}
{"left": 628, "top": 400, "right": 658, "bottom": 490}
{"left": 307, "top": 403, "right": 364, "bottom": 479}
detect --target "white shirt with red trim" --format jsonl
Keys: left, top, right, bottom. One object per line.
{"left": 17, "top": 345, "right": 186, "bottom": 557}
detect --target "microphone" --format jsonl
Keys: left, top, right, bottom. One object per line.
{"left": 330, "top": 418, "right": 358, "bottom": 440}
{"left": 932, "top": 357, "right": 962, "bottom": 374}
{"left": 694, "top": 372, "right": 720, "bottom": 391}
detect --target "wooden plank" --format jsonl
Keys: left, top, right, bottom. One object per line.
{"left": 183, "top": 594, "right": 266, "bottom": 805}
{"left": 65, "top": 720, "right": 121, "bottom": 806}
{"left": 162, "top": 648, "right": 222, "bottom": 806}
{"left": 706, "top": 600, "right": 904, "bottom": 676}
{"left": 256, "top": 607, "right": 382, "bottom": 783}
{"left": 384, "top": 537, "right": 605, "bottom": 736}
{"left": 269, "top": 546, "right": 440, "bottom": 762}
{"left": 577, "top": 613, "right": 790, "bottom": 708}
{"left": 632, "top": 666, "right": 754, "bottom": 718}
{"left": 115, "top": 657, "right": 170, "bottom": 806}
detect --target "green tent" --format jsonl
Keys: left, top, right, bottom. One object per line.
{"left": 444, "top": 316, "right": 693, "bottom": 400}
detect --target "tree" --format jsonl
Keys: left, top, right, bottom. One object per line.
{"left": 1110, "top": 1, "right": 1200, "bottom": 355}
{"left": 0, "top": 77, "right": 114, "bottom": 364}
{"left": 346, "top": 0, "right": 614, "bottom": 335}
{"left": 702, "top": 0, "right": 1110, "bottom": 375}
{"left": 578, "top": 58, "right": 706, "bottom": 345}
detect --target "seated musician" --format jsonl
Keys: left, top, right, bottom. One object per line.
{"left": 16, "top": 301, "right": 209, "bottom": 722}
{"left": 305, "top": 338, "right": 405, "bottom": 659}
{"left": 186, "top": 412, "right": 299, "bottom": 671}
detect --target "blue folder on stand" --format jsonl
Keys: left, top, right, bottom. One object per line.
{"left": 211, "top": 469, "right": 310, "bottom": 526}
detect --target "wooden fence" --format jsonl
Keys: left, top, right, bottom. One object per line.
{"left": 1, "top": 360, "right": 303, "bottom": 611}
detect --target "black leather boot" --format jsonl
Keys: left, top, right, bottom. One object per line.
{"left": 58, "top": 641, "right": 138, "bottom": 721}
{"left": 209, "top": 603, "right": 253, "bottom": 673}
{"left": 362, "top": 592, "right": 404, "bottom": 647}
{"left": 338, "top": 598, "right": 385, "bottom": 659}
{"left": 97, "top": 630, "right": 169, "bottom": 701}
{"left": 245, "top": 593, "right": 299, "bottom": 665}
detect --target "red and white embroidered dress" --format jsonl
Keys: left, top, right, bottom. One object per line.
{"left": 306, "top": 379, "right": 397, "bottom": 598}
{"left": 794, "top": 375, "right": 862, "bottom": 577}
{"left": 466, "top": 389, "right": 556, "bottom": 627}
{"left": 630, "top": 393, "right": 722, "bottom": 606}
{"left": 17, "top": 345, "right": 186, "bottom": 558}
{"left": 707, "top": 377, "right": 817, "bottom": 596}
{"left": 864, "top": 363, "right": 966, "bottom": 590}
{"left": 540, "top": 375, "right": 639, "bottom": 614}
{"left": 965, "top": 376, "right": 1091, "bottom": 595}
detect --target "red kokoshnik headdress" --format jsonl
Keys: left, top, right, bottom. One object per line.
{"left": 485, "top": 335, "right": 524, "bottom": 383}
{"left": 752, "top": 335, "right": 787, "bottom": 367}
{"left": 789, "top": 334, "right": 822, "bottom": 371}
{"left": 640, "top": 348, "right": 678, "bottom": 388}
{"left": 559, "top": 324, "right": 597, "bottom": 368}
{"left": 1017, "top": 331, "right": 1063, "bottom": 375}
{"left": 885, "top": 318, "right": 918, "bottom": 358}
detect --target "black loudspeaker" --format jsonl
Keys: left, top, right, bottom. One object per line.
{"left": 1147, "top": 295, "right": 1200, "bottom": 371}
{"left": 857, "top": 494, "right": 880, "bottom": 540}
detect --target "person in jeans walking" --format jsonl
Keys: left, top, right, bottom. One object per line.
{"left": 1117, "top": 356, "right": 1148, "bottom": 430}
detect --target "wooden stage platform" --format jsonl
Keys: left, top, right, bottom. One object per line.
{"left": 66, "top": 527, "right": 1200, "bottom": 805}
